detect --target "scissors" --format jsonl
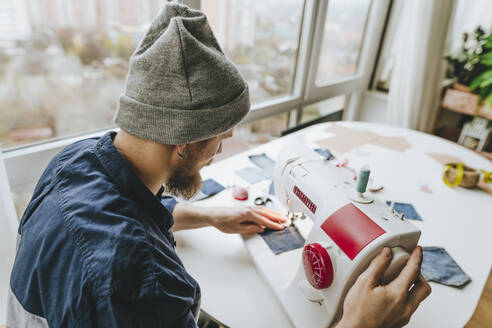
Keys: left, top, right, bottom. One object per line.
{"left": 254, "top": 195, "right": 272, "bottom": 206}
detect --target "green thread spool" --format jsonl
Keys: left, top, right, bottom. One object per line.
{"left": 356, "top": 166, "right": 370, "bottom": 193}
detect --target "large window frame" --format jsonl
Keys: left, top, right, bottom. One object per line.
{"left": 3, "top": 0, "right": 390, "bottom": 195}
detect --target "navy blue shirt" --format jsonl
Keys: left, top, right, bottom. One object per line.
{"left": 8, "top": 132, "right": 200, "bottom": 327}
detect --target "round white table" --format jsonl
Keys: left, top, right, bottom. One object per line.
{"left": 174, "top": 122, "right": 492, "bottom": 328}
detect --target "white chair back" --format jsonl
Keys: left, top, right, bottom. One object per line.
{"left": 0, "top": 148, "right": 19, "bottom": 324}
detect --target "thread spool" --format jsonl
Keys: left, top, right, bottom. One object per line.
{"left": 349, "top": 165, "right": 374, "bottom": 204}
{"left": 356, "top": 165, "right": 371, "bottom": 193}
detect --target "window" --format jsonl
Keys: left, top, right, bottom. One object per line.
{"left": 0, "top": 0, "right": 167, "bottom": 149}
{"left": 316, "top": 0, "right": 372, "bottom": 84}
{"left": 201, "top": 0, "right": 304, "bottom": 104}
{"left": 3, "top": 0, "right": 390, "bottom": 217}
{"left": 301, "top": 95, "right": 346, "bottom": 124}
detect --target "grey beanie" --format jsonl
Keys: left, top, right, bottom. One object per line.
{"left": 114, "top": 3, "right": 250, "bottom": 145}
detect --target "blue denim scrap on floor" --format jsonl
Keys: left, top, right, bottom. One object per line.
{"left": 314, "top": 148, "right": 335, "bottom": 160}
{"left": 260, "top": 225, "right": 306, "bottom": 255}
{"left": 421, "top": 247, "right": 471, "bottom": 287}
{"left": 385, "top": 201, "right": 423, "bottom": 221}
{"left": 191, "top": 178, "right": 225, "bottom": 201}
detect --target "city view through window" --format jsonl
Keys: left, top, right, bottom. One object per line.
{"left": 0, "top": 0, "right": 371, "bottom": 150}
{"left": 0, "top": 0, "right": 303, "bottom": 149}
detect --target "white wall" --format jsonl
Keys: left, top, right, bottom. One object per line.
{"left": 357, "top": 91, "right": 388, "bottom": 123}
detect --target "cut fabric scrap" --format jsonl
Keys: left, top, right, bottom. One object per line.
{"left": 191, "top": 178, "right": 225, "bottom": 201}
{"left": 385, "top": 201, "right": 423, "bottom": 221}
{"left": 236, "top": 167, "right": 267, "bottom": 184}
{"left": 421, "top": 247, "right": 471, "bottom": 287}
{"left": 317, "top": 124, "right": 411, "bottom": 154}
{"left": 248, "top": 153, "right": 275, "bottom": 179}
{"left": 269, "top": 180, "right": 275, "bottom": 196}
{"left": 314, "top": 148, "right": 335, "bottom": 160}
{"left": 426, "top": 153, "right": 463, "bottom": 165}
{"left": 370, "top": 136, "right": 411, "bottom": 152}
{"left": 248, "top": 153, "right": 275, "bottom": 170}
{"left": 260, "top": 225, "right": 306, "bottom": 255}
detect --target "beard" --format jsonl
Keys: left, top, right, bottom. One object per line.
{"left": 164, "top": 158, "right": 203, "bottom": 200}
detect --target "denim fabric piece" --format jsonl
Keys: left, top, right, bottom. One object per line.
{"left": 248, "top": 153, "right": 275, "bottom": 179}
{"left": 192, "top": 179, "right": 225, "bottom": 201}
{"left": 248, "top": 153, "right": 275, "bottom": 170}
{"left": 314, "top": 148, "right": 335, "bottom": 160}
{"left": 421, "top": 247, "right": 471, "bottom": 287}
{"left": 236, "top": 167, "right": 266, "bottom": 184}
{"left": 385, "top": 201, "right": 423, "bottom": 221}
{"left": 269, "top": 180, "right": 275, "bottom": 196}
{"left": 260, "top": 225, "right": 305, "bottom": 255}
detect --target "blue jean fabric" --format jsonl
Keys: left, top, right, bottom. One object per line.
{"left": 385, "top": 201, "right": 423, "bottom": 221}
{"left": 314, "top": 148, "right": 335, "bottom": 160}
{"left": 421, "top": 247, "right": 471, "bottom": 287}
{"left": 236, "top": 166, "right": 267, "bottom": 184}
{"left": 248, "top": 153, "right": 275, "bottom": 179}
{"left": 260, "top": 225, "right": 305, "bottom": 255}
{"left": 191, "top": 178, "right": 225, "bottom": 201}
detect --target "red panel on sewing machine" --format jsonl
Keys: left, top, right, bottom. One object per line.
{"left": 321, "top": 203, "right": 385, "bottom": 260}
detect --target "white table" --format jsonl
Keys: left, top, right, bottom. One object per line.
{"left": 174, "top": 122, "right": 492, "bottom": 328}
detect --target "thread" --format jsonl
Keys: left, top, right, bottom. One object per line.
{"left": 356, "top": 165, "right": 370, "bottom": 193}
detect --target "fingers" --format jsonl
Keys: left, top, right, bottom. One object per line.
{"left": 254, "top": 207, "right": 286, "bottom": 222}
{"left": 391, "top": 246, "right": 423, "bottom": 293}
{"left": 239, "top": 224, "right": 265, "bottom": 234}
{"left": 250, "top": 211, "right": 285, "bottom": 230}
{"left": 406, "top": 274, "right": 432, "bottom": 313}
{"left": 362, "top": 247, "right": 393, "bottom": 287}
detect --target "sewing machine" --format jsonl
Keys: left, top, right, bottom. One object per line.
{"left": 242, "top": 145, "right": 421, "bottom": 327}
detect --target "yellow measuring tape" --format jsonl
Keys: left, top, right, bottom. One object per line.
{"left": 482, "top": 170, "right": 492, "bottom": 183}
{"left": 443, "top": 163, "right": 464, "bottom": 187}
{"left": 443, "top": 164, "right": 492, "bottom": 187}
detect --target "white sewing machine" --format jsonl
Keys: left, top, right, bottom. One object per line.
{"left": 242, "top": 145, "right": 421, "bottom": 327}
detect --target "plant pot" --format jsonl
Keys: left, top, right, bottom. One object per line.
{"left": 442, "top": 87, "right": 492, "bottom": 120}
{"left": 453, "top": 82, "right": 470, "bottom": 92}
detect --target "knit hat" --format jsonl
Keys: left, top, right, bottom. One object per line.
{"left": 114, "top": 3, "right": 250, "bottom": 145}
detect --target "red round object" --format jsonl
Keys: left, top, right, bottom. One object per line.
{"left": 232, "top": 186, "right": 248, "bottom": 201}
{"left": 303, "top": 243, "right": 334, "bottom": 289}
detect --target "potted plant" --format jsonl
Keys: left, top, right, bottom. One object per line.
{"left": 469, "top": 32, "right": 492, "bottom": 109}
{"left": 442, "top": 27, "right": 492, "bottom": 119}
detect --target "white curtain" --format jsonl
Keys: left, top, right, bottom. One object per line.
{"left": 0, "top": 149, "right": 19, "bottom": 323}
{"left": 386, "top": 0, "right": 455, "bottom": 132}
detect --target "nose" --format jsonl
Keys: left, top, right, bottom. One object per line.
{"left": 216, "top": 142, "right": 223, "bottom": 154}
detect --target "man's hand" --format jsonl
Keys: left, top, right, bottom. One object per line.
{"left": 336, "top": 246, "right": 431, "bottom": 328}
{"left": 209, "top": 206, "right": 286, "bottom": 234}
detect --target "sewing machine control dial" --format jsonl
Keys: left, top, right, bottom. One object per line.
{"left": 302, "top": 243, "right": 334, "bottom": 289}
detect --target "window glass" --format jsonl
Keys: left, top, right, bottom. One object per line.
{"left": 316, "top": 0, "right": 372, "bottom": 85}
{"left": 0, "top": 1, "right": 167, "bottom": 149}
{"left": 235, "top": 112, "right": 290, "bottom": 146}
{"left": 301, "top": 95, "right": 345, "bottom": 123}
{"left": 201, "top": 0, "right": 304, "bottom": 104}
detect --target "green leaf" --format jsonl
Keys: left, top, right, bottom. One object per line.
{"left": 480, "top": 52, "right": 492, "bottom": 66}
{"left": 470, "top": 74, "right": 484, "bottom": 90}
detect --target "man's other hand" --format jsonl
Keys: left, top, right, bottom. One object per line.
{"left": 336, "top": 246, "right": 431, "bottom": 328}
{"left": 210, "top": 206, "right": 286, "bottom": 234}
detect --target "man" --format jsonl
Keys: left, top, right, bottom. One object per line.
{"left": 7, "top": 3, "right": 430, "bottom": 327}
